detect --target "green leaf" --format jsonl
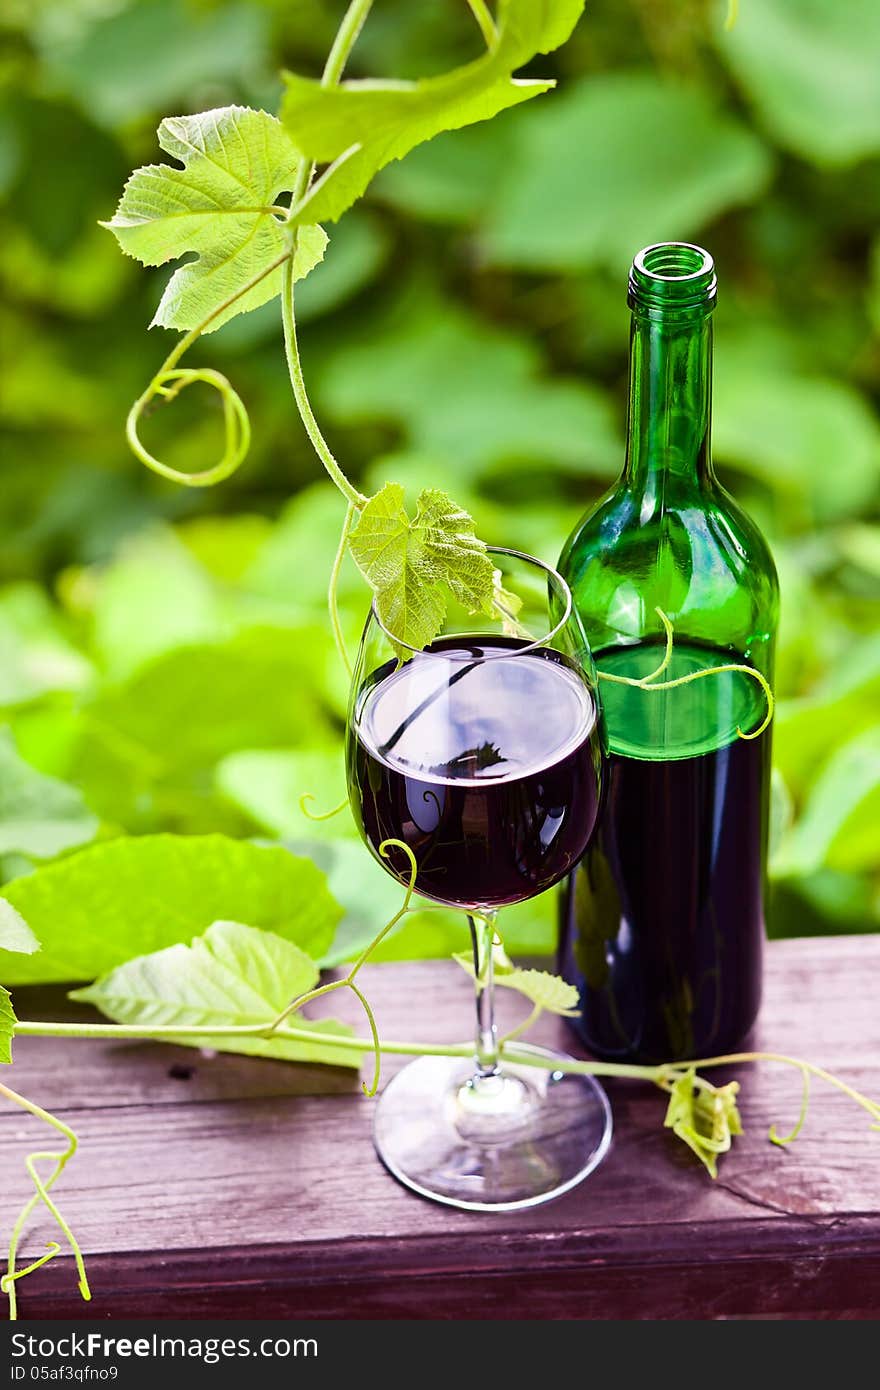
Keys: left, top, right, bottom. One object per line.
{"left": 0, "top": 985, "right": 15, "bottom": 1064}
{"left": 71, "top": 920, "right": 359, "bottom": 1069}
{"left": 0, "top": 834, "right": 341, "bottom": 986}
{"left": 453, "top": 947, "right": 579, "bottom": 1015}
{"left": 663, "top": 1068, "right": 743, "bottom": 1179}
{"left": 719, "top": 0, "right": 880, "bottom": 166}
{"left": 0, "top": 726, "right": 99, "bottom": 861}
{"left": 348, "top": 482, "right": 495, "bottom": 651}
{"left": 281, "top": 0, "right": 586, "bottom": 226}
{"left": 0, "top": 897, "right": 34, "bottom": 1065}
{"left": 0, "top": 900, "right": 39, "bottom": 956}
{"left": 775, "top": 727, "right": 880, "bottom": 877}
{"left": 102, "top": 106, "right": 327, "bottom": 332}
{"left": 483, "top": 74, "right": 772, "bottom": 271}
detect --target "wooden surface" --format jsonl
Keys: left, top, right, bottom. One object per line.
{"left": 2, "top": 936, "right": 879, "bottom": 1320}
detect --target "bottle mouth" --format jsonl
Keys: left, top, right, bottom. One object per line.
{"left": 628, "top": 242, "right": 717, "bottom": 312}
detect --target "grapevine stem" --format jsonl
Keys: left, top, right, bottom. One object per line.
{"left": 11, "top": 1023, "right": 880, "bottom": 1133}
{"left": 323, "top": 0, "right": 376, "bottom": 86}
{"left": 466, "top": 0, "right": 498, "bottom": 47}
{"left": 279, "top": 0, "right": 372, "bottom": 513}
{"left": 328, "top": 501, "right": 356, "bottom": 674}
{"left": 280, "top": 255, "right": 367, "bottom": 510}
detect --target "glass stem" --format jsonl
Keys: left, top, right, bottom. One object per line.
{"left": 469, "top": 911, "right": 500, "bottom": 1078}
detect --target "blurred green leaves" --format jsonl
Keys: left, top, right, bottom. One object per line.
{"left": 775, "top": 727, "right": 880, "bottom": 878}
{"left": 317, "top": 291, "right": 621, "bottom": 483}
{"left": 0, "top": 586, "right": 93, "bottom": 709}
{"left": 713, "top": 361, "right": 880, "bottom": 521}
{"left": 0, "top": 727, "right": 98, "bottom": 862}
{"left": 720, "top": 0, "right": 880, "bottom": 166}
{"left": 1, "top": 0, "right": 877, "bottom": 950}
{"left": 483, "top": 75, "right": 772, "bottom": 271}
{"left": 34, "top": 0, "right": 271, "bottom": 129}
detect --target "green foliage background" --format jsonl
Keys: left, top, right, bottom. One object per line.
{"left": 0, "top": 0, "right": 878, "bottom": 954}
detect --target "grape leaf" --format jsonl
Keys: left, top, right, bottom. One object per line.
{"left": 0, "top": 900, "right": 38, "bottom": 1065}
{"left": 71, "top": 920, "right": 360, "bottom": 1069}
{"left": 0, "top": 726, "right": 99, "bottom": 861}
{"left": 0, "top": 899, "right": 39, "bottom": 957}
{"left": 0, "top": 985, "right": 14, "bottom": 1064}
{"left": 0, "top": 834, "right": 342, "bottom": 985}
{"left": 453, "top": 947, "right": 580, "bottom": 1016}
{"left": 348, "top": 483, "right": 495, "bottom": 651}
{"left": 102, "top": 106, "right": 328, "bottom": 332}
{"left": 281, "top": 0, "right": 587, "bottom": 226}
{"left": 663, "top": 1068, "right": 743, "bottom": 1179}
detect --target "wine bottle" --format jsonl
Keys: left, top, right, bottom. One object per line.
{"left": 557, "top": 243, "right": 779, "bottom": 1063}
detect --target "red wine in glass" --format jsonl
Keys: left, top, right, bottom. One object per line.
{"left": 349, "top": 635, "right": 602, "bottom": 910}
{"left": 346, "top": 545, "right": 612, "bottom": 1213}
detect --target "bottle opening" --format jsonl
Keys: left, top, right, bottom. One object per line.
{"left": 628, "top": 242, "right": 717, "bottom": 312}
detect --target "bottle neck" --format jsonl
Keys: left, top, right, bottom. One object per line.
{"left": 623, "top": 309, "right": 714, "bottom": 491}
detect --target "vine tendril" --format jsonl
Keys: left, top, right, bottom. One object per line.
{"left": 596, "top": 607, "right": 775, "bottom": 739}
{"left": 127, "top": 367, "right": 251, "bottom": 488}
{"left": 769, "top": 1063, "right": 811, "bottom": 1146}
{"left": 0, "top": 1081, "right": 90, "bottom": 1321}
{"left": 124, "top": 249, "right": 290, "bottom": 488}
{"left": 300, "top": 793, "right": 349, "bottom": 822}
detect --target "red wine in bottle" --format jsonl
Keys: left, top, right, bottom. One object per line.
{"left": 557, "top": 244, "right": 778, "bottom": 1063}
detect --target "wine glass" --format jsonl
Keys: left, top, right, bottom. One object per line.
{"left": 346, "top": 546, "right": 612, "bottom": 1210}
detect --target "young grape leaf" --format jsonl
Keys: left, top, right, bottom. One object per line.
{"left": 0, "top": 985, "right": 15, "bottom": 1064}
{"left": 0, "top": 900, "right": 39, "bottom": 957}
{"left": 348, "top": 483, "right": 495, "bottom": 651}
{"left": 0, "top": 727, "right": 99, "bottom": 861}
{"left": 453, "top": 948, "right": 580, "bottom": 1016}
{"left": 71, "top": 920, "right": 360, "bottom": 1069}
{"left": 663, "top": 1068, "right": 743, "bottom": 1179}
{"left": 0, "top": 834, "right": 342, "bottom": 986}
{"left": 281, "top": 0, "right": 587, "bottom": 226}
{"left": 102, "top": 106, "right": 328, "bottom": 332}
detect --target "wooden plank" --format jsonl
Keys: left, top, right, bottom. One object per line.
{"left": 2, "top": 937, "right": 879, "bottom": 1318}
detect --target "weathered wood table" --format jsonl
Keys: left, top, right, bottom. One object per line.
{"left": 2, "top": 936, "right": 879, "bottom": 1320}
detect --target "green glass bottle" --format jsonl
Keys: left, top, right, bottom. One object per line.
{"left": 557, "top": 243, "right": 779, "bottom": 1063}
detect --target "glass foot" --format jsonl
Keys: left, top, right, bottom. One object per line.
{"left": 372, "top": 1043, "right": 612, "bottom": 1211}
